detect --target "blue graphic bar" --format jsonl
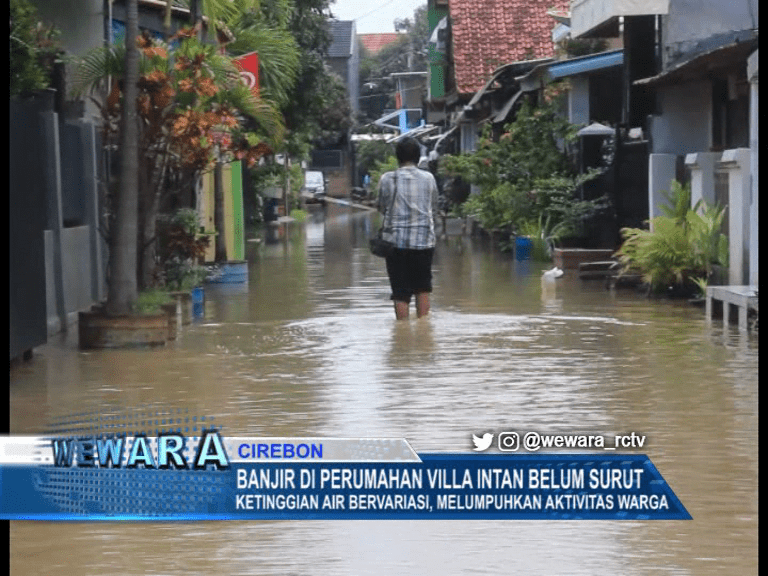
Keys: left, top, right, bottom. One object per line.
{"left": 0, "top": 453, "right": 691, "bottom": 521}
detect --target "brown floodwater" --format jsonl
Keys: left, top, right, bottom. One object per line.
{"left": 9, "top": 203, "right": 758, "bottom": 575}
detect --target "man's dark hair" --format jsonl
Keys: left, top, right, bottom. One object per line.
{"left": 395, "top": 138, "right": 421, "bottom": 166}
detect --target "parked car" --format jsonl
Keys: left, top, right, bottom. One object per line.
{"left": 303, "top": 170, "right": 327, "bottom": 203}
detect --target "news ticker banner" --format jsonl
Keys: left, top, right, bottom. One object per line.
{"left": 0, "top": 434, "right": 691, "bottom": 521}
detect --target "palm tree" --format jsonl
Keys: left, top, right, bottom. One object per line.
{"left": 106, "top": 0, "right": 139, "bottom": 315}
{"left": 73, "top": 22, "right": 284, "bottom": 290}
{"left": 202, "top": 0, "right": 300, "bottom": 261}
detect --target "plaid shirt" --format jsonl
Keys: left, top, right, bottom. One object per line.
{"left": 377, "top": 166, "right": 438, "bottom": 249}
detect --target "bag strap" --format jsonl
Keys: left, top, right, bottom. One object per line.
{"left": 382, "top": 171, "right": 399, "bottom": 231}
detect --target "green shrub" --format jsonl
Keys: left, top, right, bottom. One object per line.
{"left": 133, "top": 289, "right": 173, "bottom": 315}
{"left": 368, "top": 155, "right": 399, "bottom": 202}
{"left": 10, "top": 0, "right": 62, "bottom": 96}
{"left": 357, "top": 140, "right": 394, "bottom": 184}
{"left": 290, "top": 208, "right": 308, "bottom": 222}
{"left": 439, "top": 91, "right": 607, "bottom": 239}
{"left": 157, "top": 208, "right": 211, "bottom": 291}
{"left": 616, "top": 181, "right": 728, "bottom": 293}
{"left": 514, "top": 216, "right": 560, "bottom": 261}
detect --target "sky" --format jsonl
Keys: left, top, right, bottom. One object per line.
{"left": 329, "top": 0, "right": 427, "bottom": 35}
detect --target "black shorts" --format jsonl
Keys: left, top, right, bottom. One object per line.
{"left": 385, "top": 248, "right": 434, "bottom": 303}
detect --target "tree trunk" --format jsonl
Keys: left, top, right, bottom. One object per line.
{"left": 188, "top": 0, "right": 200, "bottom": 26}
{"left": 139, "top": 194, "right": 161, "bottom": 289}
{"left": 163, "top": 0, "right": 172, "bottom": 39}
{"left": 214, "top": 160, "right": 227, "bottom": 261}
{"left": 189, "top": 0, "right": 202, "bottom": 41}
{"left": 106, "top": 0, "right": 139, "bottom": 316}
{"left": 138, "top": 145, "right": 168, "bottom": 289}
{"left": 137, "top": 165, "right": 157, "bottom": 290}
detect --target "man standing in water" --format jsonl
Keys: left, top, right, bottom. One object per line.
{"left": 377, "top": 138, "right": 439, "bottom": 320}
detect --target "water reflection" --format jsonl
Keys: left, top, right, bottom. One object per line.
{"left": 9, "top": 204, "right": 758, "bottom": 575}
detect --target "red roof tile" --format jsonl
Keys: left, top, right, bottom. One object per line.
{"left": 449, "top": 0, "right": 569, "bottom": 94}
{"left": 359, "top": 33, "right": 403, "bottom": 55}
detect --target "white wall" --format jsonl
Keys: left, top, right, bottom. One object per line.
{"left": 648, "top": 80, "right": 711, "bottom": 154}
{"left": 662, "top": 0, "right": 758, "bottom": 66}
{"left": 568, "top": 77, "right": 590, "bottom": 125}
{"left": 748, "top": 50, "right": 758, "bottom": 286}
{"left": 34, "top": 0, "right": 105, "bottom": 58}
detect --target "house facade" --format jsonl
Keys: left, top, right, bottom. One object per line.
{"left": 10, "top": 0, "right": 214, "bottom": 360}
{"left": 313, "top": 20, "right": 360, "bottom": 192}
{"left": 425, "top": 0, "right": 569, "bottom": 153}
{"left": 11, "top": 0, "right": 118, "bottom": 359}
{"left": 571, "top": 0, "right": 759, "bottom": 286}
{"left": 327, "top": 20, "right": 360, "bottom": 116}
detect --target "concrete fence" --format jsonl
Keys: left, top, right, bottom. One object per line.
{"left": 10, "top": 92, "right": 105, "bottom": 360}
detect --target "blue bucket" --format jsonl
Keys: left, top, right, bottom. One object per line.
{"left": 515, "top": 236, "right": 533, "bottom": 261}
{"left": 191, "top": 286, "right": 205, "bottom": 318}
{"left": 191, "top": 286, "right": 205, "bottom": 305}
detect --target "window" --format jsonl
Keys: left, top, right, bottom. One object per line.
{"left": 460, "top": 122, "right": 477, "bottom": 152}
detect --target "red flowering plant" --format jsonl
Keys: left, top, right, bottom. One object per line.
{"left": 73, "top": 28, "right": 283, "bottom": 287}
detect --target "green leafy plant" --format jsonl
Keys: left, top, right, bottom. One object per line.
{"left": 368, "top": 155, "right": 399, "bottom": 201}
{"left": 356, "top": 139, "right": 394, "bottom": 182}
{"left": 690, "top": 276, "right": 709, "bottom": 298}
{"left": 617, "top": 217, "right": 695, "bottom": 289}
{"left": 513, "top": 215, "right": 562, "bottom": 261}
{"left": 251, "top": 162, "right": 303, "bottom": 203}
{"left": 10, "top": 0, "right": 63, "bottom": 96}
{"left": 133, "top": 288, "right": 174, "bottom": 315}
{"left": 615, "top": 181, "right": 729, "bottom": 294}
{"left": 157, "top": 208, "right": 211, "bottom": 291}
{"left": 439, "top": 91, "right": 607, "bottom": 244}
{"left": 660, "top": 179, "right": 695, "bottom": 223}
{"left": 560, "top": 38, "right": 608, "bottom": 57}
{"left": 686, "top": 200, "right": 729, "bottom": 277}
{"left": 290, "top": 208, "right": 308, "bottom": 222}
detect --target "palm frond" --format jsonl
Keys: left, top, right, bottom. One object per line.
{"left": 69, "top": 44, "right": 158, "bottom": 98}
{"left": 227, "top": 27, "right": 300, "bottom": 108}
{"left": 69, "top": 45, "right": 126, "bottom": 97}
{"left": 200, "top": 0, "right": 241, "bottom": 26}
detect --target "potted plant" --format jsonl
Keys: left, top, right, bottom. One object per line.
{"left": 10, "top": 0, "right": 64, "bottom": 101}
{"left": 158, "top": 208, "right": 211, "bottom": 321}
{"left": 615, "top": 181, "right": 729, "bottom": 299}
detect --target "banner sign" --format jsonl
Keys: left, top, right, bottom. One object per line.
{"left": 233, "top": 51, "right": 259, "bottom": 93}
{"left": 0, "top": 435, "right": 691, "bottom": 521}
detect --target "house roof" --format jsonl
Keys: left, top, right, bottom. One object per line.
{"left": 328, "top": 20, "right": 355, "bottom": 58}
{"left": 634, "top": 33, "right": 758, "bottom": 88}
{"left": 359, "top": 33, "right": 402, "bottom": 55}
{"left": 449, "top": 0, "right": 569, "bottom": 95}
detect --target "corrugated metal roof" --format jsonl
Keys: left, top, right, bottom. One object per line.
{"left": 635, "top": 32, "right": 758, "bottom": 87}
{"left": 517, "top": 49, "right": 623, "bottom": 91}
{"left": 549, "top": 49, "right": 624, "bottom": 78}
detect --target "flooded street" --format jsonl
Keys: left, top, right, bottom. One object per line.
{"left": 10, "top": 203, "right": 758, "bottom": 575}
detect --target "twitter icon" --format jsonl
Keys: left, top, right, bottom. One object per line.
{"left": 472, "top": 433, "right": 494, "bottom": 452}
